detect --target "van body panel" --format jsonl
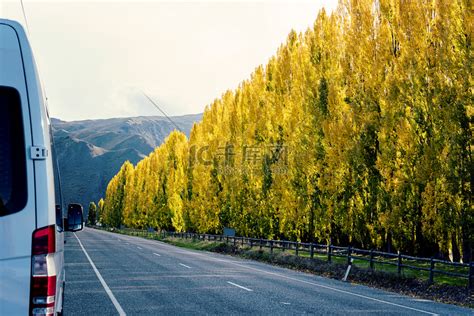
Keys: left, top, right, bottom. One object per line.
{"left": 0, "top": 257, "right": 30, "bottom": 315}
{"left": 0, "top": 19, "right": 65, "bottom": 315}
{"left": 15, "top": 19, "right": 67, "bottom": 311}
{"left": 0, "top": 22, "right": 36, "bottom": 315}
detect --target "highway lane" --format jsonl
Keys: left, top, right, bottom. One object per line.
{"left": 64, "top": 228, "right": 473, "bottom": 315}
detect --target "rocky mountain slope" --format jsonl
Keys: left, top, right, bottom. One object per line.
{"left": 52, "top": 114, "right": 201, "bottom": 211}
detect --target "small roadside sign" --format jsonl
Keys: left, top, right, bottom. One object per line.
{"left": 223, "top": 227, "right": 235, "bottom": 237}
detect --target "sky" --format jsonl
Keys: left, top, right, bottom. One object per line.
{"left": 1, "top": 0, "right": 338, "bottom": 121}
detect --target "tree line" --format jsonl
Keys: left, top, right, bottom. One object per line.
{"left": 100, "top": 0, "right": 473, "bottom": 262}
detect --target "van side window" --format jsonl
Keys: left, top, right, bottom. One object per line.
{"left": 0, "top": 86, "right": 27, "bottom": 216}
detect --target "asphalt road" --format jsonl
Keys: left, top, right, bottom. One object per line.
{"left": 63, "top": 228, "right": 472, "bottom": 315}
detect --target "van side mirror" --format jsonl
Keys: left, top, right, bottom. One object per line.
{"left": 66, "top": 203, "right": 84, "bottom": 232}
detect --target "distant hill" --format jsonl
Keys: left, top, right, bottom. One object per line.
{"left": 52, "top": 114, "right": 202, "bottom": 212}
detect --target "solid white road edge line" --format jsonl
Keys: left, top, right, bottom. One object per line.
{"left": 153, "top": 253, "right": 161, "bottom": 257}
{"left": 179, "top": 263, "right": 191, "bottom": 269}
{"left": 227, "top": 281, "right": 253, "bottom": 292}
{"left": 74, "top": 233, "right": 126, "bottom": 316}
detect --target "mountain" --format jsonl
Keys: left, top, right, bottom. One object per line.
{"left": 52, "top": 114, "right": 202, "bottom": 212}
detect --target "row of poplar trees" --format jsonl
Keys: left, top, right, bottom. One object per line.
{"left": 102, "top": 0, "right": 473, "bottom": 262}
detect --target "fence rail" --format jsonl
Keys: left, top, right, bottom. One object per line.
{"left": 105, "top": 227, "right": 473, "bottom": 290}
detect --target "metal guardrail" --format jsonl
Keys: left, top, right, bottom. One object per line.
{"left": 104, "top": 227, "right": 474, "bottom": 290}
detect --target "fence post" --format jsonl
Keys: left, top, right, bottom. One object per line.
{"left": 250, "top": 239, "right": 253, "bottom": 249}
{"left": 310, "top": 243, "right": 314, "bottom": 259}
{"left": 397, "top": 251, "right": 402, "bottom": 275}
{"left": 260, "top": 239, "right": 263, "bottom": 250}
{"left": 327, "top": 244, "right": 332, "bottom": 263}
{"left": 429, "top": 257, "right": 435, "bottom": 284}
{"left": 347, "top": 246, "right": 352, "bottom": 265}
{"left": 295, "top": 242, "right": 299, "bottom": 256}
{"left": 370, "top": 249, "right": 374, "bottom": 270}
{"left": 242, "top": 237, "right": 244, "bottom": 247}
{"left": 233, "top": 237, "right": 236, "bottom": 247}
{"left": 270, "top": 240, "right": 274, "bottom": 254}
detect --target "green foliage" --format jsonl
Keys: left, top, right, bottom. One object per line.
{"left": 102, "top": 0, "right": 473, "bottom": 261}
{"left": 87, "top": 202, "right": 97, "bottom": 225}
{"left": 97, "top": 198, "right": 104, "bottom": 223}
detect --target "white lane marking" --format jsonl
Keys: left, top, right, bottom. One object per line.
{"left": 219, "top": 259, "right": 438, "bottom": 315}
{"left": 137, "top": 246, "right": 142, "bottom": 250}
{"left": 281, "top": 302, "right": 291, "bottom": 305}
{"left": 179, "top": 263, "right": 191, "bottom": 269}
{"left": 136, "top": 241, "right": 438, "bottom": 315}
{"left": 74, "top": 233, "right": 126, "bottom": 316}
{"left": 227, "top": 281, "right": 253, "bottom": 292}
{"left": 153, "top": 253, "right": 161, "bottom": 257}
{"left": 93, "top": 229, "right": 439, "bottom": 316}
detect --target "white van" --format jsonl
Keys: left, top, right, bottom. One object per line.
{"left": 0, "top": 19, "right": 83, "bottom": 315}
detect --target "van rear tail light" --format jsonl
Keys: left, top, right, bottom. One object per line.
{"left": 32, "top": 254, "right": 48, "bottom": 276}
{"left": 32, "top": 225, "right": 55, "bottom": 255}
{"left": 30, "top": 225, "right": 57, "bottom": 316}
{"left": 30, "top": 275, "right": 56, "bottom": 315}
